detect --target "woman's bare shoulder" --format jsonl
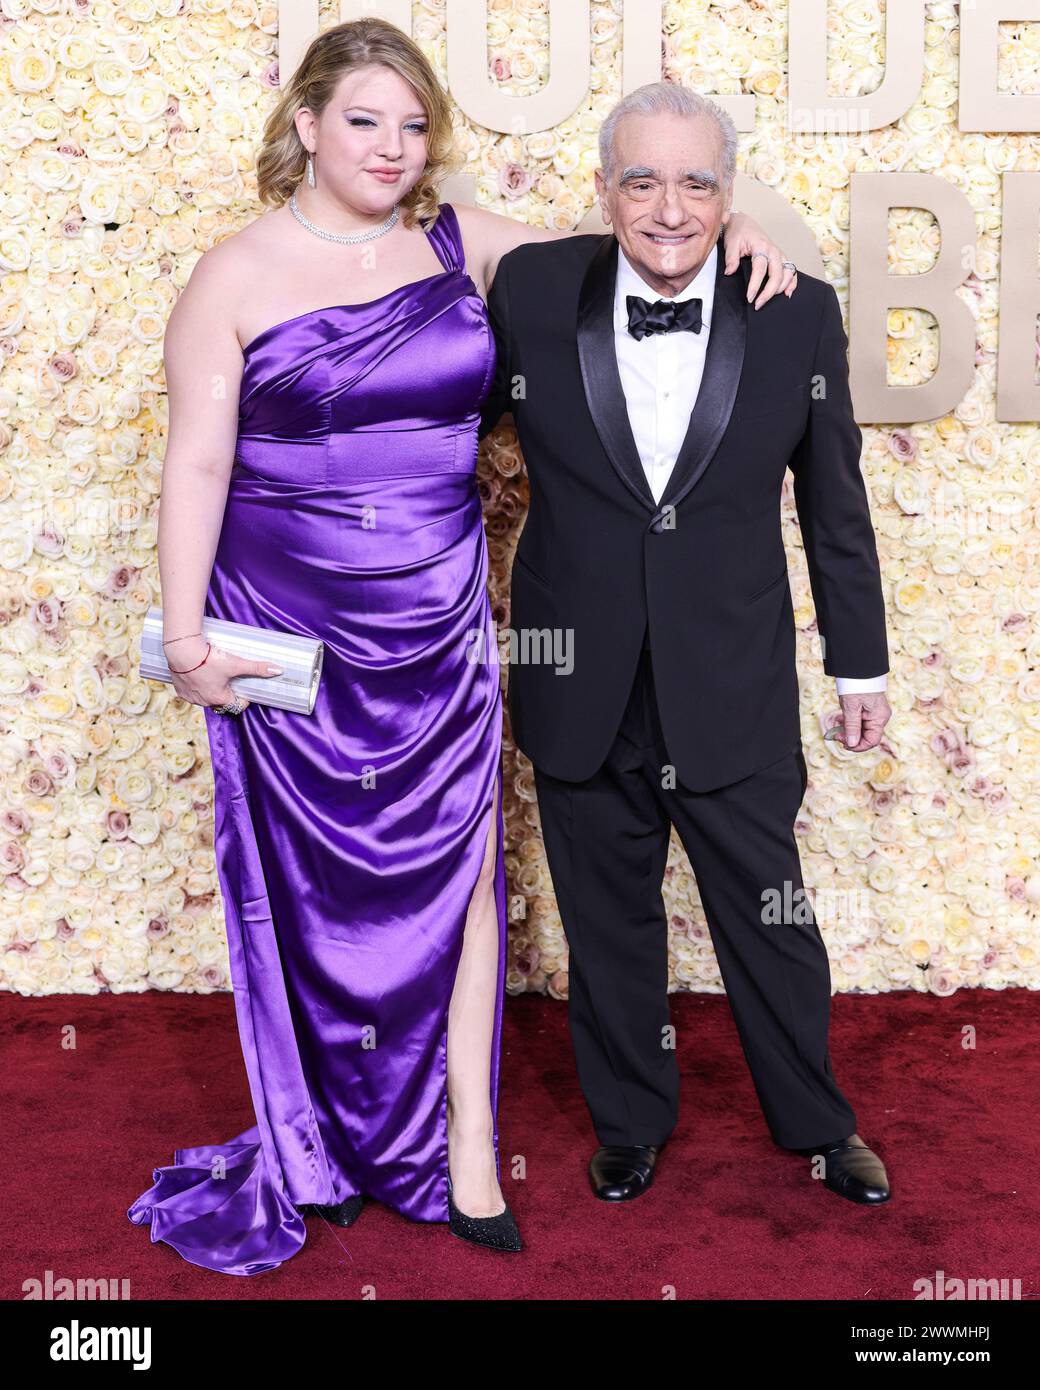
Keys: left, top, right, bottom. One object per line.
{"left": 450, "top": 200, "right": 550, "bottom": 248}
{"left": 190, "top": 211, "right": 284, "bottom": 290}
{"left": 448, "top": 202, "right": 562, "bottom": 296}
{"left": 171, "top": 210, "right": 285, "bottom": 347}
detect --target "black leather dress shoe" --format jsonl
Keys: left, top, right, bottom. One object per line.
{"left": 589, "top": 1144, "right": 661, "bottom": 1201}
{"left": 799, "top": 1134, "right": 891, "bottom": 1204}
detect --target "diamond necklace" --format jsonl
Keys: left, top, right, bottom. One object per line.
{"left": 289, "top": 189, "right": 400, "bottom": 244}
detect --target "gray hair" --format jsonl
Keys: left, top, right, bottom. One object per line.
{"left": 598, "top": 82, "right": 738, "bottom": 187}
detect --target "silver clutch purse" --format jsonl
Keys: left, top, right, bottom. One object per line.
{"left": 140, "top": 606, "right": 324, "bottom": 715}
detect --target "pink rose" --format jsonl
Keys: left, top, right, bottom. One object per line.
{"left": 104, "top": 565, "right": 137, "bottom": 598}
{"left": 0, "top": 840, "right": 25, "bottom": 871}
{"left": 31, "top": 596, "right": 55, "bottom": 627}
{"left": 929, "top": 729, "right": 961, "bottom": 757}
{"left": 44, "top": 751, "right": 72, "bottom": 782}
{"left": 48, "top": 353, "right": 77, "bottom": 383}
{"left": 499, "top": 163, "right": 534, "bottom": 200}
{"left": 887, "top": 429, "right": 917, "bottom": 461}
{"left": 34, "top": 528, "right": 64, "bottom": 558}
{"left": 928, "top": 969, "right": 959, "bottom": 997}
{"left": 514, "top": 946, "right": 541, "bottom": 976}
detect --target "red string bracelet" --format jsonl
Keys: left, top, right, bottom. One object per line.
{"left": 167, "top": 642, "right": 212, "bottom": 675}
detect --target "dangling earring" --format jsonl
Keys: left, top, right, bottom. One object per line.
{"left": 307, "top": 152, "right": 315, "bottom": 188}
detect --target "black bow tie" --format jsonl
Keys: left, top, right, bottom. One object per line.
{"left": 626, "top": 294, "right": 703, "bottom": 341}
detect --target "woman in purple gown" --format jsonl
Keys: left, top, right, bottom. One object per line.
{"left": 128, "top": 19, "right": 796, "bottom": 1276}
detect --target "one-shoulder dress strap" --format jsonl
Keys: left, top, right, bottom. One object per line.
{"left": 425, "top": 201, "right": 465, "bottom": 275}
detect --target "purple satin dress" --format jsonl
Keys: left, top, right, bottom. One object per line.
{"left": 128, "top": 203, "right": 508, "bottom": 1276}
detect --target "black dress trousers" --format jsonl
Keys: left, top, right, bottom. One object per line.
{"left": 532, "top": 629, "right": 857, "bottom": 1150}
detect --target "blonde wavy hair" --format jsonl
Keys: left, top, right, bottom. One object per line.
{"left": 255, "top": 18, "right": 459, "bottom": 230}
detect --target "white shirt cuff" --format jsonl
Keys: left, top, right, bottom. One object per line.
{"left": 836, "top": 674, "right": 888, "bottom": 695}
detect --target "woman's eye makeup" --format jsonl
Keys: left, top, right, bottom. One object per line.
{"left": 346, "top": 116, "right": 428, "bottom": 133}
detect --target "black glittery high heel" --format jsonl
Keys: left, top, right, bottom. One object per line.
{"left": 447, "top": 1174, "right": 522, "bottom": 1252}
{"left": 304, "top": 1194, "right": 364, "bottom": 1227}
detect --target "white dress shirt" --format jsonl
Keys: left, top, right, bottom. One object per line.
{"left": 612, "top": 243, "right": 886, "bottom": 698}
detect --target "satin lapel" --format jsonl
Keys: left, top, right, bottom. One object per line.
{"left": 575, "top": 235, "right": 657, "bottom": 511}
{"left": 657, "top": 239, "right": 748, "bottom": 513}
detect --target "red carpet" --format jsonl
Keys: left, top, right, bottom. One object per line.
{"left": 3, "top": 989, "right": 1037, "bottom": 1300}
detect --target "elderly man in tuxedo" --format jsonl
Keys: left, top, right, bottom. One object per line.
{"left": 479, "top": 81, "right": 893, "bottom": 1207}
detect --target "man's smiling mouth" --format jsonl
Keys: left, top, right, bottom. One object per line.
{"left": 642, "top": 231, "right": 699, "bottom": 244}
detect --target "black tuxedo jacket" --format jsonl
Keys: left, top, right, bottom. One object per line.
{"left": 478, "top": 230, "right": 889, "bottom": 792}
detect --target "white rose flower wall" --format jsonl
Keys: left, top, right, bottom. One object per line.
{"left": 1, "top": 0, "right": 1038, "bottom": 1007}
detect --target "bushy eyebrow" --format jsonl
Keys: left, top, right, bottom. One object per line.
{"left": 618, "top": 166, "right": 719, "bottom": 190}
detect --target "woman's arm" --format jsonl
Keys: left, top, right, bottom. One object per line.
{"left": 453, "top": 202, "right": 797, "bottom": 305}
{"left": 452, "top": 203, "right": 561, "bottom": 297}
{"left": 156, "top": 247, "right": 280, "bottom": 708}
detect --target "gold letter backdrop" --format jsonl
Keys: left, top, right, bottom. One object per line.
{"left": 1, "top": 0, "right": 1038, "bottom": 1000}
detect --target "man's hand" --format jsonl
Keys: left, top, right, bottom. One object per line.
{"left": 723, "top": 212, "right": 798, "bottom": 308}
{"left": 835, "top": 692, "right": 892, "bottom": 751}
